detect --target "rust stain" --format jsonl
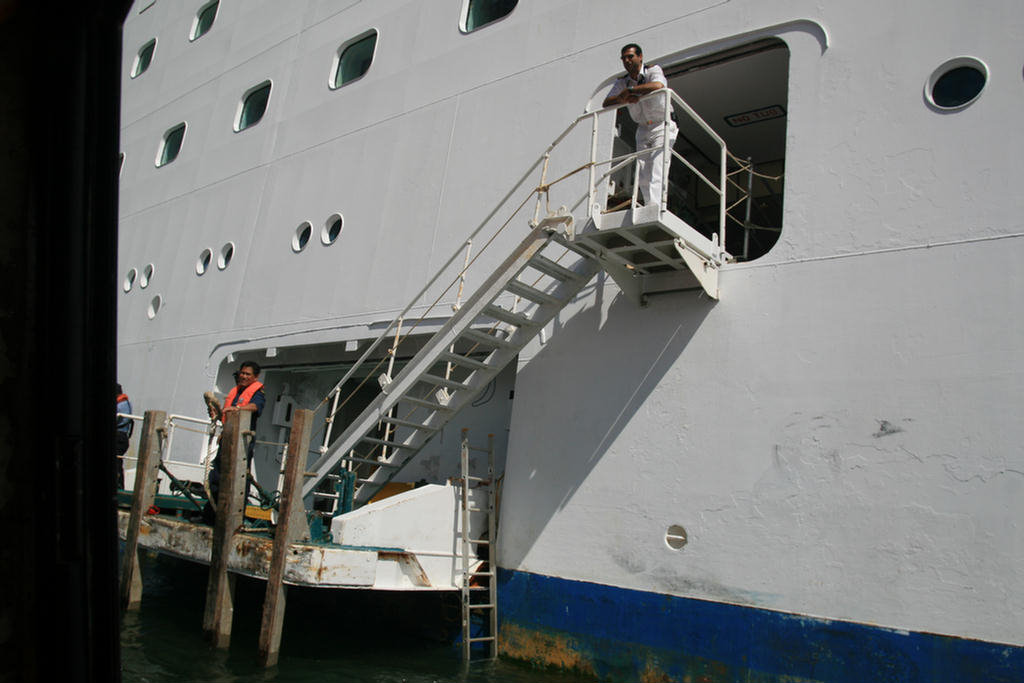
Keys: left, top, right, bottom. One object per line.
{"left": 640, "top": 660, "right": 673, "bottom": 683}
{"left": 499, "top": 623, "right": 597, "bottom": 676}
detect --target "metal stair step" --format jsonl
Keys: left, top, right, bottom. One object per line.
{"left": 378, "top": 415, "right": 437, "bottom": 431}
{"left": 419, "top": 373, "right": 472, "bottom": 391}
{"left": 481, "top": 303, "right": 540, "bottom": 329}
{"left": 361, "top": 436, "right": 415, "bottom": 450}
{"left": 440, "top": 351, "right": 493, "bottom": 371}
{"left": 461, "top": 328, "right": 517, "bottom": 350}
{"left": 403, "top": 395, "right": 454, "bottom": 412}
{"left": 528, "top": 253, "right": 584, "bottom": 282}
{"left": 340, "top": 454, "right": 402, "bottom": 467}
{"left": 504, "top": 279, "right": 561, "bottom": 306}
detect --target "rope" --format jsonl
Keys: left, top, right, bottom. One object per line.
{"left": 726, "top": 150, "right": 784, "bottom": 181}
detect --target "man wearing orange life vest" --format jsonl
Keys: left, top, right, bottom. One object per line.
{"left": 204, "top": 361, "right": 266, "bottom": 520}
{"left": 209, "top": 361, "right": 266, "bottom": 424}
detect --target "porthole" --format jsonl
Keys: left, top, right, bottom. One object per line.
{"left": 322, "top": 214, "right": 343, "bottom": 245}
{"left": 235, "top": 81, "right": 272, "bottom": 132}
{"left": 926, "top": 57, "right": 988, "bottom": 111}
{"left": 218, "top": 242, "right": 234, "bottom": 270}
{"left": 461, "top": 0, "right": 518, "bottom": 33}
{"left": 292, "top": 222, "right": 312, "bottom": 252}
{"left": 131, "top": 39, "right": 156, "bottom": 78}
{"left": 123, "top": 268, "right": 138, "bottom": 293}
{"left": 665, "top": 524, "right": 688, "bottom": 550}
{"left": 139, "top": 263, "right": 155, "bottom": 288}
{"left": 196, "top": 248, "right": 213, "bottom": 275}
{"left": 331, "top": 30, "right": 377, "bottom": 89}
{"left": 156, "top": 123, "right": 186, "bottom": 167}
{"left": 190, "top": 0, "right": 219, "bottom": 41}
{"left": 147, "top": 295, "right": 162, "bottom": 319}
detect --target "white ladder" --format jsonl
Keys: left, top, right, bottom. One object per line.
{"left": 460, "top": 430, "right": 497, "bottom": 662}
{"left": 301, "top": 212, "right": 601, "bottom": 506}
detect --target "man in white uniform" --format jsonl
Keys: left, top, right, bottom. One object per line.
{"left": 603, "top": 44, "right": 678, "bottom": 207}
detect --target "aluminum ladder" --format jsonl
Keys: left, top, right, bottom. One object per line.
{"left": 459, "top": 431, "right": 498, "bottom": 662}
{"left": 301, "top": 211, "right": 601, "bottom": 506}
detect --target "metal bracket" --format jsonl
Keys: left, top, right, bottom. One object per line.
{"left": 534, "top": 206, "right": 574, "bottom": 239}
{"left": 674, "top": 239, "right": 719, "bottom": 300}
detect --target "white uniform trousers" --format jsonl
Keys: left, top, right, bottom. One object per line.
{"left": 635, "top": 120, "right": 678, "bottom": 207}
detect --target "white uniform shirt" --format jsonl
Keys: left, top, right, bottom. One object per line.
{"left": 606, "top": 63, "right": 669, "bottom": 127}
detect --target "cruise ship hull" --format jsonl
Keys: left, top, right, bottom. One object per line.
{"left": 117, "top": 0, "right": 1024, "bottom": 679}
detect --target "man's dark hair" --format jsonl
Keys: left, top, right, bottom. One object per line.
{"left": 116, "top": 383, "right": 123, "bottom": 394}
{"left": 621, "top": 43, "right": 642, "bottom": 57}
{"left": 239, "top": 361, "right": 261, "bottom": 376}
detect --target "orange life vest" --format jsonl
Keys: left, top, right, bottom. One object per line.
{"left": 223, "top": 381, "right": 263, "bottom": 409}
{"left": 116, "top": 393, "right": 129, "bottom": 404}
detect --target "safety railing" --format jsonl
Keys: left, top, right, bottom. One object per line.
{"left": 117, "top": 412, "right": 217, "bottom": 491}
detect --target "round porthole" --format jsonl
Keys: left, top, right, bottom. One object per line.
{"left": 322, "top": 214, "right": 343, "bottom": 246}
{"left": 665, "top": 524, "right": 688, "bottom": 550}
{"left": 123, "top": 268, "right": 137, "bottom": 293}
{"left": 196, "top": 248, "right": 212, "bottom": 275}
{"left": 140, "top": 263, "right": 155, "bottom": 288}
{"left": 292, "top": 221, "right": 312, "bottom": 252}
{"left": 147, "top": 294, "right": 162, "bottom": 319}
{"left": 926, "top": 57, "right": 988, "bottom": 111}
{"left": 218, "top": 242, "right": 234, "bottom": 270}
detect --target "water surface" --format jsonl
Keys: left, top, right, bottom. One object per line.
{"left": 121, "top": 553, "right": 589, "bottom": 683}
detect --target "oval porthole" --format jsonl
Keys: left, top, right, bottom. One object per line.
{"left": 123, "top": 268, "right": 137, "bottom": 293}
{"left": 926, "top": 57, "right": 988, "bottom": 111}
{"left": 147, "top": 295, "right": 162, "bottom": 319}
{"left": 140, "top": 263, "right": 155, "bottom": 288}
{"left": 156, "top": 122, "right": 187, "bottom": 167}
{"left": 131, "top": 38, "right": 156, "bottom": 78}
{"left": 322, "top": 214, "right": 343, "bottom": 245}
{"left": 665, "top": 524, "right": 688, "bottom": 550}
{"left": 218, "top": 242, "right": 234, "bottom": 269}
{"left": 196, "top": 248, "right": 213, "bottom": 275}
{"left": 235, "top": 80, "right": 272, "bottom": 132}
{"left": 292, "top": 222, "right": 312, "bottom": 252}
{"left": 331, "top": 30, "right": 378, "bottom": 89}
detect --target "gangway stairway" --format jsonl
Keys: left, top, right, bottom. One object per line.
{"left": 301, "top": 211, "right": 602, "bottom": 507}
{"left": 301, "top": 88, "right": 733, "bottom": 510}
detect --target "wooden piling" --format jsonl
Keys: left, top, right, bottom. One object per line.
{"left": 202, "top": 409, "right": 250, "bottom": 648}
{"left": 119, "top": 409, "right": 165, "bottom": 611}
{"left": 257, "top": 408, "right": 313, "bottom": 667}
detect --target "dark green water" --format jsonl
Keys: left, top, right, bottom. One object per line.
{"left": 121, "top": 553, "right": 589, "bottom": 683}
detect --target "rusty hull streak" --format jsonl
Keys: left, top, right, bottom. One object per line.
{"left": 499, "top": 623, "right": 598, "bottom": 677}
{"left": 639, "top": 661, "right": 674, "bottom": 683}
{"left": 117, "top": 510, "right": 364, "bottom": 588}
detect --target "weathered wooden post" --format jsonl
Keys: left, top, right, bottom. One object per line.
{"left": 120, "top": 409, "right": 166, "bottom": 611}
{"left": 202, "top": 409, "right": 250, "bottom": 648}
{"left": 257, "top": 408, "right": 313, "bottom": 667}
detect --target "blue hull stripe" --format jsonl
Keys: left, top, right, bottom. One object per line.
{"left": 497, "top": 569, "right": 1024, "bottom": 682}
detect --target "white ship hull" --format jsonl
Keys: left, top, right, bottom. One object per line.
{"left": 118, "top": 0, "right": 1024, "bottom": 679}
